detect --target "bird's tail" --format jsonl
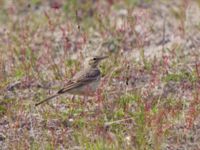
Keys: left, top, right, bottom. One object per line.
{"left": 35, "top": 94, "right": 59, "bottom": 106}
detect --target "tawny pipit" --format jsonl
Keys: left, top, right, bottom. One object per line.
{"left": 35, "top": 56, "right": 108, "bottom": 106}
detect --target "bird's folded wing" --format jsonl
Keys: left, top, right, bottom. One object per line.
{"left": 57, "top": 81, "right": 84, "bottom": 94}
{"left": 57, "top": 69, "right": 100, "bottom": 94}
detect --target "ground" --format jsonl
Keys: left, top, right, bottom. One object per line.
{"left": 0, "top": 0, "right": 200, "bottom": 149}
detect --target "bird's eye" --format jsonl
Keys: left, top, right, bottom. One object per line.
{"left": 93, "top": 58, "right": 97, "bottom": 60}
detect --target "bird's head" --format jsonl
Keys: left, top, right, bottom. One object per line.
{"left": 86, "top": 56, "right": 108, "bottom": 68}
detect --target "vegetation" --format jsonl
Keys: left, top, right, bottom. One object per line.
{"left": 0, "top": 0, "right": 200, "bottom": 149}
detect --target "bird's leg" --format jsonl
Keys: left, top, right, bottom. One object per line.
{"left": 95, "top": 88, "right": 103, "bottom": 111}
{"left": 95, "top": 89, "right": 100, "bottom": 102}
{"left": 71, "top": 95, "right": 75, "bottom": 101}
{"left": 80, "top": 96, "right": 88, "bottom": 116}
{"left": 81, "top": 96, "right": 85, "bottom": 105}
{"left": 83, "top": 96, "right": 90, "bottom": 108}
{"left": 83, "top": 95, "right": 87, "bottom": 101}
{"left": 96, "top": 88, "right": 102, "bottom": 102}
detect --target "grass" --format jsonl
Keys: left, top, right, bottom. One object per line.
{"left": 163, "top": 71, "right": 198, "bottom": 82}
{"left": 0, "top": 0, "right": 200, "bottom": 149}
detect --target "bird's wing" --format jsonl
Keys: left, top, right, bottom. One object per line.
{"left": 57, "top": 68, "right": 100, "bottom": 94}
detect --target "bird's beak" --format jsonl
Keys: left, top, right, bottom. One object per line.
{"left": 97, "top": 56, "right": 108, "bottom": 60}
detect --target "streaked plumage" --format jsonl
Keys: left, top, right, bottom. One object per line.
{"left": 35, "top": 56, "right": 107, "bottom": 106}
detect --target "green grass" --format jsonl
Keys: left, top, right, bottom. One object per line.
{"left": 0, "top": 0, "right": 200, "bottom": 149}
{"left": 163, "top": 71, "right": 198, "bottom": 82}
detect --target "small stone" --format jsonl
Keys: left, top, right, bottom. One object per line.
{"left": 0, "top": 133, "right": 6, "bottom": 141}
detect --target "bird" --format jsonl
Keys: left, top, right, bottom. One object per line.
{"left": 35, "top": 55, "right": 108, "bottom": 106}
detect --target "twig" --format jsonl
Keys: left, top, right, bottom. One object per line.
{"left": 162, "top": 16, "right": 166, "bottom": 51}
{"left": 104, "top": 117, "right": 134, "bottom": 126}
